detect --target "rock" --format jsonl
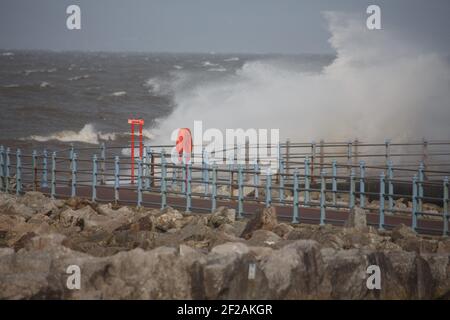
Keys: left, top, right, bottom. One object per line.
{"left": 261, "top": 240, "right": 326, "bottom": 299}
{"left": 246, "top": 230, "right": 281, "bottom": 247}
{"left": 217, "top": 223, "right": 236, "bottom": 235}
{"left": 391, "top": 224, "right": 417, "bottom": 242}
{"left": 203, "top": 242, "right": 254, "bottom": 299}
{"left": 60, "top": 206, "right": 131, "bottom": 233}
{"left": 273, "top": 223, "right": 294, "bottom": 239}
{"left": 240, "top": 207, "right": 278, "bottom": 239}
{"left": 395, "top": 198, "right": 408, "bottom": 210}
{"left": 344, "top": 207, "right": 367, "bottom": 229}
{"left": 154, "top": 208, "right": 184, "bottom": 232}
{"left": 436, "top": 240, "right": 450, "bottom": 254}
{"left": 286, "top": 224, "right": 345, "bottom": 249}
{"left": 12, "top": 232, "right": 37, "bottom": 251}
{"left": 0, "top": 191, "right": 449, "bottom": 299}
{"left": 23, "top": 233, "right": 66, "bottom": 251}
{"left": 65, "top": 197, "right": 89, "bottom": 209}
{"left": 18, "top": 192, "right": 58, "bottom": 215}
{"left": 423, "top": 203, "right": 441, "bottom": 212}
{"left": 97, "top": 203, "right": 135, "bottom": 218}
{"left": 0, "top": 198, "right": 34, "bottom": 218}
{"left": 208, "top": 207, "right": 235, "bottom": 228}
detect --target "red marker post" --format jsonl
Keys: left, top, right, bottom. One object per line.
{"left": 128, "top": 119, "right": 144, "bottom": 184}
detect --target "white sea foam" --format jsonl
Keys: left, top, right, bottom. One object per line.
{"left": 40, "top": 81, "right": 51, "bottom": 88}
{"left": 202, "top": 61, "right": 219, "bottom": 67}
{"left": 152, "top": 12, "right": 450, "bottom": 144}
{"left": 27, "top": 124, "right": 117, "bottom": 145}
{"left": 2, "top": 52, "right": 14, "bottom": 56}
{"left": 224, "top": 57, "right": 239, "bottom": 62}
{"left": 111, "top": 91, "right": 127, "bottom": 97}
{"left": 68, "top": 74, "right": 90, "bottom": 81}
{"left": 144, "top": 77, "right": 175, "bottom": 96}
{"left": 173, "top": 65, "right": 183, "bottom": 70}
{"left": 207, "top": 67, "right": 227, "bottom": 72}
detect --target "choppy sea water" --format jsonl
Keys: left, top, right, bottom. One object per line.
{"left": 0, "top": 51, "right": 332, "bottom": 153}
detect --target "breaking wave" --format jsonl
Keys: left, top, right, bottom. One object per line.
{"left": 152, "top": 12, "right": 450, "bottom": 144}
{"left": 26, "top": 124, "right": 117, "bottom": 145}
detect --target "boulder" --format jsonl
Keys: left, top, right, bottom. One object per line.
{"left": 240, "top": 207, "right": 278, "bottom": 239}
{"left": 273, "top": 223, "right": 294, "bottom": 239}
{"left": 18, "top": 192, "right": 58, "bottom": 215}
{"left": 391, "top": 224, "right": 417, "bottom": 242}
{"left": 208, "top": 207, "right": 235, "bottom": 228}
{"left": 154, "top": 208, "right": 184, "bottom": 232}
{"left": 344, "top": 207, "right": 367, "bottom": 229}
{"left": 246, "top": 230, "right": 281, "bottom": 247}
{"left": 261, "top": 240, "right": 326, "bottom": 299}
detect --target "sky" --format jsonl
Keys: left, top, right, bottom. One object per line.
{"left": 0, "top": 0, "right": 449, "bottom": 54}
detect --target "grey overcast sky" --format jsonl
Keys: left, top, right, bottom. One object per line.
{"left": 0, "top": 0, "right": 449, "bottom": 54}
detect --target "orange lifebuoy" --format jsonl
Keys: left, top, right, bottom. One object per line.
{"left": 175, "top": 128, "right": 193, "bottom": 162}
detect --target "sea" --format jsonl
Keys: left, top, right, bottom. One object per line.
{"left": 0, "top": 50, "right": 333, "bottom": 154}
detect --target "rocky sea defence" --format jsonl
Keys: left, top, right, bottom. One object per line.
{"left": 0, "top": 191, "right": 449, "bottom": 299}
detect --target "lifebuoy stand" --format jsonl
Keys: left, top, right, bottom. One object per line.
{"left": 128, "top": 119, "right": 144, "bottom": 184}
{"left": 176, "top": 128, "right": 193, "bottom": 190}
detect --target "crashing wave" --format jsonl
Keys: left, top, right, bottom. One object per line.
{"left": 110, "top": 91, "right": 127, "bottom": 97}
{"left": 26, "top": 124, "right": 117, "bottom": 145}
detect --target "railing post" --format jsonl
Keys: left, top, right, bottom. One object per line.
{"left": 42, "top": 149, "right": 48, "bottom": 188}
{"left": 137, "top": 159, "right": 143, "bottom": 207}
{"left": 292, "top": 168, "right": 299, "bottom": 223}
{"left": 211, "top": 163, "right": 217, "bottom": 212}
{"left": 265, "top": 168, "right": 272, "bottom": 208}
{"left": 182, "top": 152, "right": 187, "bottom": 195}
{"left": 359, "top": 160, "right": 365, "bottom": 208}
{"left": 253, "top": 160, "right": 259, "bottom": 199}
{"left": 422, "top": 138, "right": 428, "bottom": 172}
{"left": 332, "top": 160, "right": 337, "bottom": 206}
{"left": 5, "top": 147, "right": 10, "bottom": 193}
{"left": 384, "top": 139, "right": 391, "bottom": 164}
{"left": 379, "top": 172, "right": 385, "bottom": 230}
{"left": 69, "top": 144, "right": 74, "bottom": 187}
{"left": 320, "top": 169, "right": 326, "bottom": 226}
{"left": 347, "top": 140, "right": 352, "bottom": 175}
{"left": 71, "top": 153, "right": 77, "bottom": 197}
{"left": 238, "top": 165, "right": 244, "bottom": 219}
{"left": 349, "top": 169, "right": 355, "bottom": 209}
{"left": 0, "top": 146, "right": 4, "bottom": 192}
{"left": 97, "top": 142, "right": 104, "bottom": 185}
{"left": 51, "top": 152, "right": 56, "bottom": 199}
{"left": 412, "top": 175, "right": 418, "bottom": 232}
{"left": 304, "top": 156, "right": 310, "bottom": 206}
{"left": 16, "top": 149, "right": 22, "bottom": 195}
{"left": 279, "top": 160, "right": 285, "bottom": 204}
{"left": 443, "top": 177, "right": 448, "bottom": 237}
{"left": 277, "top": 143, "right": 282, "bottom": 184}
{"left": 32, "top": 150, "right": 37, "bottom": 191}
{"left": 418, "top": 162, "right": 424, "bottom": 212}
{"left": 228, "top": 153, "right": 234, "bottom": 196}
{"left": 160, "top": 152, "right": 167, "bottom": 210}
{"left": 203, "top": 150, "right": 209, "bottom": 196}
{"left": 92, "top": 154, "right": 98, "bottom": 202}
{"left": 186, "top": 160, "right": 192, "bottom": 212}
{"left": 151, "top": 149, "right": 155, "bottom": 188}
{"left": 145, "top": 145, "right": 151, "bottom": 190}
{"left": 171, "top": 161, "right": 177, "bottom": 187}
{"left": 114, "top": 156, "right": 120, "bottom": 203}
{"left": 311, "top": 141, "right": 316, "bottom": 183}
{"left": 387, "top": 160, "right": 394, "bottom": 212}
{"left": 285, "top": 139, "right": 291, "bottom": 177}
